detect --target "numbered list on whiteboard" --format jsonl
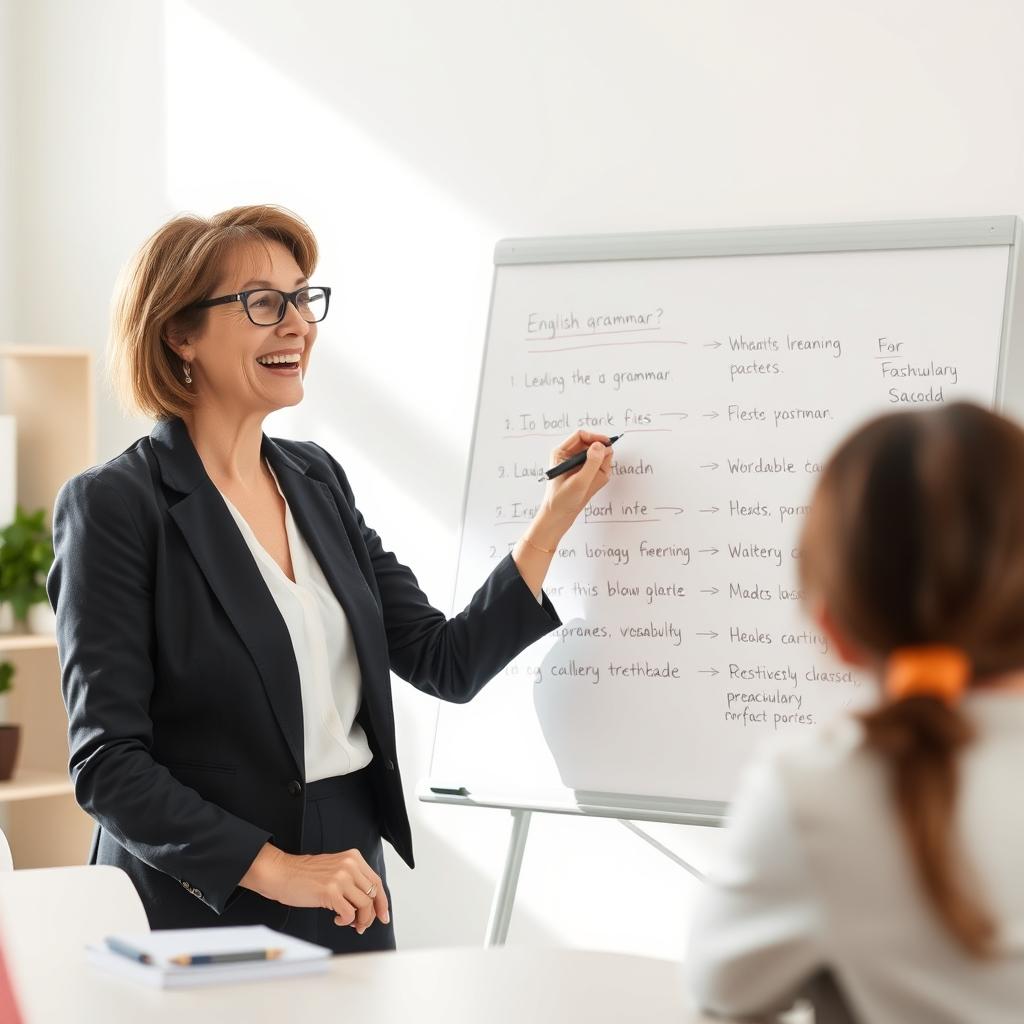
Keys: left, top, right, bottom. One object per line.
{"left": 451, "top": 251, "right": 1005, "bottom": 801}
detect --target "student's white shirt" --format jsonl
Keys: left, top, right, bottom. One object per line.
{"left": 218, "top": 464, "right": 373, "bottom": 783}
{"left": 687, "top": 692, "right": 1024, "bottom": 1024}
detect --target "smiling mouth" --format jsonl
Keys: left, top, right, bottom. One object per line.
{"left": 255, "top": 354, "right": 302, "bottom": 374}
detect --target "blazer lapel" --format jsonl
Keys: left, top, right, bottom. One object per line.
{"left": 264, "top": 438, "right": 396, "bottom": 748}
{"left": 149, "top": 419, "right": 306, "bottom": 777}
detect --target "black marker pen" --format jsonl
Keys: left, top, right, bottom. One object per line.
{"left": 538, "top": 434, "right": 623, "bottom": 482}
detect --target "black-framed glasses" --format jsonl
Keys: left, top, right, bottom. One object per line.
{"left": 192, "top": 286, "right": 331, "bottom": 326}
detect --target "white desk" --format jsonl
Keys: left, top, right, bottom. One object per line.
{"left": 16, "top": 944, "right": 719, "bottom": 1023}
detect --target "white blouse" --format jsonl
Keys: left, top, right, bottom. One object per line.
{"left": 686, "top": 693, "right": 1024, "bottom": 1024}
{"left": 218, "top": 463, "right": 373, "bottom": 783}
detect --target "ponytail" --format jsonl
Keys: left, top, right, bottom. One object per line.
{"left": 798, "top": 404, "right": 1024, "bottom": 958}
{"left": 861, "top": 648, "right": 996, "bottom": 957}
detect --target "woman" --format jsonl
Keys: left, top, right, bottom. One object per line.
{"left": 687, "top": 402, "right": 1024, "bottom": 1023}
{"left": 47, "top": 205, "right": 613, "bottom": 953}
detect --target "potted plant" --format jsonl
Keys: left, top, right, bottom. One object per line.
{"left": 0, "top": 506, "right": 55, "bottom": 634}
{"left": 0, "top": 661, "right": 18, "bottom": 781}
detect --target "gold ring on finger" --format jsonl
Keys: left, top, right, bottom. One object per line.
{"left": 365, "top": 884, "right": 377, "bottom": 899}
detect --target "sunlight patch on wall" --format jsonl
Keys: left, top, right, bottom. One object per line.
{"left": 164, "top": 0, "right": 496, "bottom": 579}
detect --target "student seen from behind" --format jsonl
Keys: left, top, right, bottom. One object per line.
{"left": 687, "top": 402, "right": 1024, "bottom": 1023}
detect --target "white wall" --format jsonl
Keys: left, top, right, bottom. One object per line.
{"left": 0, "top": 0, "right": 12, "bottom": 842}
{"left": 9, "top": 0, "right": 1024, "bottom": 958}
{"left": 0, "top": 0, "right": 15, "bottom": 328}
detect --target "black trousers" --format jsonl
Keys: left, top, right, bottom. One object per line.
{"left": 278, "top": 768, "right": 396, "bottom": 955}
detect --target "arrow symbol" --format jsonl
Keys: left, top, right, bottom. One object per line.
{"left": 700, "top": 587, "right": 720, "bottom": 596}
{"left": 699, "top": 667, "right": 720, "bottom": 676}
{"left": 703, "top": 341, "right": 723, "bottom": 350}
{"left": 699, "top": 546, "right": 720, "bottom": 556}
{"left": 698, "top": 506, "right": 720, "bottom": 514}
{"left": 696, "top": 630, "right": 719, "bottom": 639}
{"left": 702, "top": 411, "right": 720, "bottom": 420}
{"left": 699, "top": 462, "right": 719, "bottom": 470}
{"left": 653, "top": 506, "right": 684, "bottom": 515}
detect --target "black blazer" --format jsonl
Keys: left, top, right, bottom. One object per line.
{"left": 47, "top": 417, "right": 559, "bottom": 929}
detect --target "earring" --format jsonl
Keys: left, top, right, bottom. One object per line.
{"left": 183, "top": 361, "right": 192, "bottom": 385}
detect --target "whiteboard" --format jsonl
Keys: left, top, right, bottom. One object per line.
{"left": 427, "top": 217, "right": 1024, "bottom": 818}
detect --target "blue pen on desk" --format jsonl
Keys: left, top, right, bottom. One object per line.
{"left": 105, "top": 937, "right": 154, "bottom": 965}
{"left": 538, "top": 434, "right": 623, "bottom": 482}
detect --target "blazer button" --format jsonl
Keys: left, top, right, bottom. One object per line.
{"left": 287, "top": 780, "right": 303, "bottom": 797}
{"left": 385, "top": 760, "right": 396, "bottom": 771}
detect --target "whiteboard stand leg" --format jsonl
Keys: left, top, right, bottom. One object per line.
{"left": 484, "top": 808, "right": 532, "bottom": 947}
{"left": 619, "top": 820, "right": 706, "bottom": 882}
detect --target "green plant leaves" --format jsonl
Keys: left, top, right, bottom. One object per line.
{"left": 0, "top": 506, "right": 55, "bottom": 623}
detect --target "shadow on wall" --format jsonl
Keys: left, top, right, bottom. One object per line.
{"left": 180, "top": 0, "right": 1023, "bottom": 238}
{"left": 534, "top": 617, "right": 612, "bottom": 793}
{"left": 383, "top": 803, "right": 563, "bottom": 949}
{"left": 176, "top": 0, "right": 704, "bottom": 233}
{"left": 534, "top": 618, "right": 691, "bottom": 798}
{"left": 383, "top": 683, "right": 561, "bottom": 949}
{"left": 13, "top": 0, "right": 174, "bottom": 461}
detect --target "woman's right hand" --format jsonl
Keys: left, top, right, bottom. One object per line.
{"left": 241, "top": 842, "right": 390, "bottom": 933}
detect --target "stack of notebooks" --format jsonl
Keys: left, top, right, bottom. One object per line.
{"left": 86, "top": 925, "right": 331, "bottom": 988}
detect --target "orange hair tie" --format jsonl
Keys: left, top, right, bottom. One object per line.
{"left": 885, "top": 646, "right": 971, "bottom": 705}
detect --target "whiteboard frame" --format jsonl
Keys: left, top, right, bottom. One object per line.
{"left": 424, "top": 215, "right": 1024, "bottom": 829}
{"left": 495, "top": 215, "right": 1017, "bottom": 264}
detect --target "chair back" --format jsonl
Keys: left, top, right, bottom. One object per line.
{"left": 0, "top": 828, "right": 11, "bottom": 871}
{"left": 0, "top": 865, "right": 148, "bottom": 1012}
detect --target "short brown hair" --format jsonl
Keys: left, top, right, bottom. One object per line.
{"left": 109, "top": 205, "right": 318, "bottom": 420}
{"left": 799, "top": 402, "right": 1024, "bottom": 956}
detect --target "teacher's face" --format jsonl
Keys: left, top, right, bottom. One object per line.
{"left": 183, "top": 240, "right": 317, "bottom": 416}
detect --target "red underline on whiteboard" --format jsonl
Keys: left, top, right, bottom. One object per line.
{"left": 527, "top": 340, "right": 688, "bottom": 354}
{"left": 502, "top": 432, "right": 567, "bottom": 439}
{"left": 526, "top": 326, "right": 662, "bottom": 341}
